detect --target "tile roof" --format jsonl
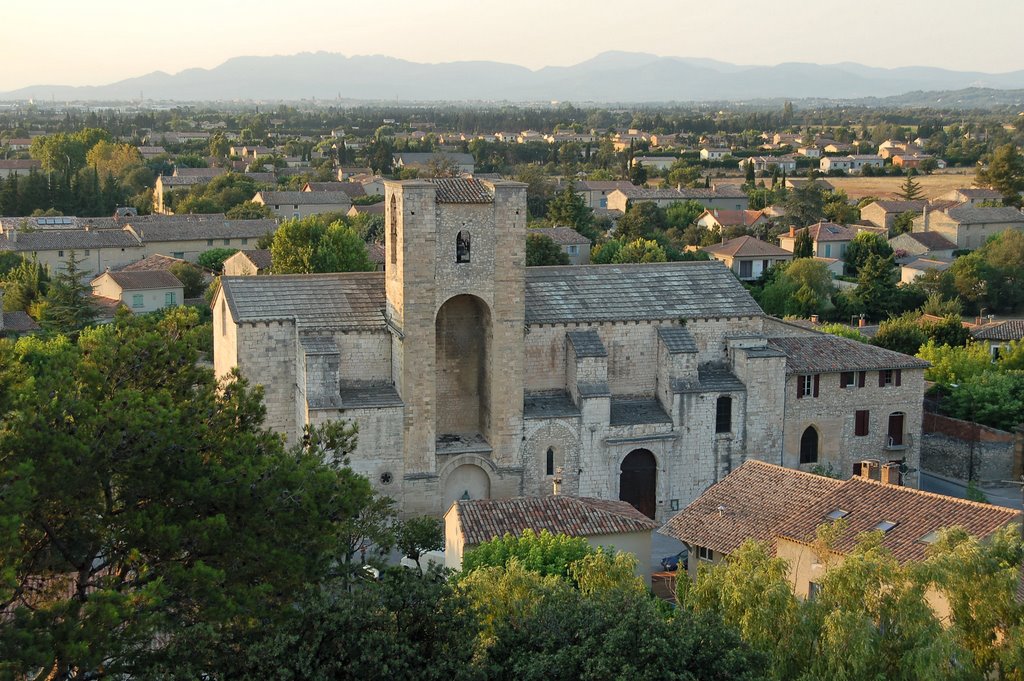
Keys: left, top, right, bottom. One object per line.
{"left": 703, "top": 235, "right": 791, "bottom": 258}
{"left": 256, "top": 191, "right": 352, "bottom": 205}
{"left": 428, "top": 178, "right": 493, "bottom": 204}
{"left": 871, "top": 200, "right": 928, "bottom": 213}
{"left": 769, "top": 334, "right": 929, "bottom": 373}
{"left": 943, "top": 206, "right": 1024, "bottom": 224}
{"left": 528, "top": 226, "right": 591, "bottom": 245}
{"left": 236, "top": 249, "right": 273, "bottom": 270}
{"left": 395, "top": 152, "right": 474, "bottom": 166}
{"left": 523, "top": 391, "right": 580, "bottom": 419}
{"left": 902, "top": 258, "right": 952, "bottom": 272}
{"left": 117, "top": 253, "right": 190, "bottom": 272}
{"left": 954, "top": 188, "right": 1003, "bottom": 199}
{"left": 971, "top": 319, "right": 1024, "bottom": 341}
{"left": 97, "top": 270, "right": 183, "bottom": 290}
{"left": 695, "top": 364, "right": 747, "bottom": 392}
{"left": 299, "top": 335, "right": 339, "bottom": 355}
{"left": 699, "top": 210, "right": 766, "bottom": 227}
{"left": 172, "top": 167, "right": 226, "bottom": 178}
{"left": 0, "top": 160, "right": 41, "bottom": 170}
{"left": 776, "top": 477, "right": 1020, "bottom": 564}
{"left": 803, "top": 221, "right": 856, "bottom": 242}
{"left": 303, "top": 182, "right": 367, "bottom": 197}
{"left": 658, "top": 326, "right": 697, "bottom": 353}
{"left": 0, "top": 229, "right": 142, "bottom": 252}
{"left": 609, "top": 398, "right": 672, "bottom": 426}
{"left": 900, "top": 231, "right": 957, "bottom": 251}
{"left": 219, "top": 273, "right": 386, "bottom": 330}
{"left": 524, "top": 262, "right": 763, "bottom": 325}
{"left": 349, "top": 203, "right": 385, "bottom": 215}
{"left": 659, "top": 460, "right": 843, "bottom": 554}
{"left": 2, "top": 310, "right": 40, "bottom": 333}
{"left": 566, "top": 329, "right": 607, "bottom": 357}
{"left": 453, "top": 495, "right": 659, "bottom": 546}
{"left": 122, "top": 215, "right": 277, "bottom": 242}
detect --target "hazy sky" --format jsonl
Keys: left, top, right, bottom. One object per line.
{"left": 4, "top": 0, "right": 1024, "bottom": 91}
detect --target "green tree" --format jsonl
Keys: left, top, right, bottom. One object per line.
{"left": 854, "top": 253, "right": 899, "bottom": 321}
{"left": 792, "top": 229, "right": 814, "bottom": 258}
{"left": 1, "top": 255, "right": 48, "bottom": 313}
{"left": 590, "top": 239, "right": 622, "bottom": 264}
{"left": 976, "top": 143, "right": 1024, "bottom": 204}
{"left": 744, "top": 159, "right": 756, "bottom": 186}
{"left": 461, "top": 529, "right": 593, "bottom": 578}
{"left": 313, "top": 223, "right": 375, "bottom": 273}
{"left": 168, "top": 262, "right": 206, "bottom": 299}
{"left": 943, "top": 371, "right": 1024, "bottom": 430}
{"left": 629, "top": 160, "right": 648, "bottom": 185}
{"left": 225, "top": 201, "right": 273, "bottom": 219}
{"left": 845, "top": 231, "right": 894, "bottom": 276}
{"left": 395, "top": 516, "right": 444, "bottom": 575}
{"left": 872, "top": 314, "right": 929, "bottom": 355}
{"left": 758, "top": 258, "right": 835, "bottom": 318}
{"left": 526, "top": 232, "right": 570, "bottom": 266}
{"left": 917, "top": 340, "right": 994, "bottom": 385}
{"left": 783, "top": 182, "right": 825, "bottom": 227}
{"left": 897, "top": 173, "right": 925, "bottom": 200}
{"left": 664, "top": 199, "right": 706, "bottom": 229}
{"left": 197, "top": 247, "right": 240, "bottom": 273}
{"left": 0, "top": 309, "right": 377, "bottom": 679}
{"left": 613, "top": 237, "right": 667, "bottom": 263}
{"left": 892, "top": 210, "right": 917, "bottom": 236}
{"left": 38, "top": 251, "right": 96, "bottom": 333}
{"left": 546, "top": 182, "right": 597, "bottom": 241}
{"left": 616, "top": 202, "right": 666, "bottom": 242}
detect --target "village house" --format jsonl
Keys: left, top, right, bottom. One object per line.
{"left": 701, "top": 235, "right": 792, "bottom": 281}
{"left": 393, "top": 152, "right": 475, "bottom": 175}
{"left": 900, "top": 258, "right": 952, "bottom": 284}
{"left": 631, "top": 156, "right": 678, "bottom": 171}
{"left": 914, "top": 205, "right": 1024, "bottom": 250}
{"left": 739, "top": 156, "right": 797, "bottom": 174}
{"left": 694, "top": 209, "right": 769, "bottom": 233}
{"left": 573, "top": 180, "right": 635, "bottom": 209}
{"left": 528, "top": 226, "right": 592, "bottom": 265}
{"left": 90, "top": 270, "right": 184, "bottom": 314}
{"left": 444, "top": 494, "right": 659, "bottom": 581}
{"left": 968, "top": 319, "right": 1024, "bottom": 360}
{"left": 819, "top": 155, "right": 884, "bottom": 174}
{"left": 888, "top": 231, "right": 957, "bottom": 262}
{"left": 796, "top": 146, "right": 820, "bottom": 159}
{"left": 136, "top": 146, "right": 166, "bottom": 159}
{"left": 0, "top": 159, "right": 41, "bottom": 178}
{"left": 606, "top": 185, "right": 749, "bottom": 213}
{"left": 337, "top": 166, "right": 373, "bottom": 180}
{"left": 778, "top": 222, "right": 856, "bottom": 260}
{"left": 212, "top": 178, "right": 931, "bottom": 521}
{"left": 861, "top": 200, "right": 929, "bottom": 230}
{"left": 660, "top": 460, "right": 1019, "bottom": 603}
{"left": 223, "top": 249, "right": 273, "bottom": 276}
{"left": 939, "top": 188, "right": 1004, "bottom": 206}
{"left": 302, "top": 181, "right": 367, "bottom": 199}
{"left": 892, "top": 153, "right": 945, "bottom": 170}
{"left": 700, "top": 147, "right": 730, "bottom": 161}
{"left": 252, "top": 190, "right": 352, "bottom": 219}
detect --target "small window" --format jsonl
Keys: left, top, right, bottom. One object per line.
{"left": 855, "top": 410, "right": 870, "bottom": 437}
{"left": 241, "top": 238, "right": 248, "bottom": 246}
{"left": 58, "top": 250, "right": 64, "bottom": 257}
{"left": 84, "top": 249, "right": 90, "bottom": 256}
{"left": 223, "top": 239, "right": 230, "bottom": 246}
{"left": 826, "top": 508, "right": 849, "bottom": 520}
{"left": 132, "top": 293, "right": 144, "bottom": 309}
{"left": 919, "top": 530, "right": 940, "bottom": 545}
{"left": 207, "top": 239, "right": 214, "bottom": 246}
{"left": 546, "top": 448, "right": 554, "bottom": 476}
{"left": 456, "top": 230, "right": 471, "bottom": 263}
{"left": 875, "top": 520, "right": 897, "bottom": 533}
{"left": 697, "top": 546, "right": 713, "bottom": 561}
{"left": 567, "top": 245, "right": 578, "bottom": 255}
{"left": 164, "top": 292, "right": 176, "bottom": 306}
{"left": 715, "top": 395, "right": 732, "bottom": 433}
{"left": 173, "top": 252, "right": 184, "bottom": 259}
{"left": 808, "top": 581, "right": 822, "bottom": 601}
{"left": 840, "top": 371, "right": 855, "bottom": 388}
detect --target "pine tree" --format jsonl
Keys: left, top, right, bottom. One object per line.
{"left": 898, "top": 173, "right": 924, "bottom": 201}
{"left": 793, "top": 229, "right": 814, "bottom": 258}
{"left": 38, "top": 250, "right": 97, "bottom": 333}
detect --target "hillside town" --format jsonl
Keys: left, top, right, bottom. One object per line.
{"left": 3, "top": 76, "right": 1024, "bottom": 677}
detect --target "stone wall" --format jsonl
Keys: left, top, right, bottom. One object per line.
{"left": 235, "top": 320, "right": 298, "bottom": 440}
{"left": 921, "top": 412, "right": 1020, "bottom": 483}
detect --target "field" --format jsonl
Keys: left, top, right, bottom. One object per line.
{"left": 823, "top": 172, "right": 976, "bottom": 200}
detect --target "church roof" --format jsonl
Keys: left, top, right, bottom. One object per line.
{"left": 219, "top": 272, "right": 386, "bottom": 329}
{"left": 428, "top": 178, "right": 493, "bottom": 203}
{"left": 524, "top": 261, "right": 762, "bottom": 324}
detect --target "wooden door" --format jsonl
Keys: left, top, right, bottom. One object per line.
{"left": 620, "top": 449, "right": 657, "bottom": 519}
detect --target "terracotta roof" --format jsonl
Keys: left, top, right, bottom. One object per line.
{"left": 96, "top": 270, "right": 183, "bottom": 291}
{"left": 528, "top": 226, "right": 591, "bottom": 245}
{"left": 971, "top": 319, "right": 1024, "bottom": 341}
{"left": 703, "top": 235, "right": 791, "bottom": 258}
{"left": 2, "top": 310, "right": 40, "bottom": 333}
{"left": 776, "top": 477, "right": 1020, "bottom": 564}
{"left": 428, "top": 178, "right": 493, "bottom": 204}
{"left": 699, "top": 210, "right": 766, "bottom": 227}
{"left": 659, "top": 460, "right": 843, "bottom": 554}
{"left": 768, "top": 334, "right": 930, "bottom": 373}
{"left": 803, "top": 221, "right": 856, "bottom": 242}
{"left": 117, "top": 253, "right": 190, "bottom": 272}
{"left": 452, "top": 495, "right": 659, "bottom": 546}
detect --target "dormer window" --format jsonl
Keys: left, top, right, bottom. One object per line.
{"left": 456, "top": 230, "right": 471, "bottom": 263}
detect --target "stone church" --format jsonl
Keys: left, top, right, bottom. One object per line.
{"left": 212, "top": 178, "right": 927, "bottom": 521}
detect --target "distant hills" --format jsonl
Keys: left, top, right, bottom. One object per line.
{"left": 5, "top": 51, "right": 1024, "bottom": 104}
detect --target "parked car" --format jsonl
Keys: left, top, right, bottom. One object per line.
{"left": 661, "top": 548, "right": 688, "bottom": 572}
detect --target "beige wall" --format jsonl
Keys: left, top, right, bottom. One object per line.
{"left": 91, "top": 276, "right": 182, "bottom": 313}
{"left": 915, "top": 215, "right": 1024, "bottom": 250}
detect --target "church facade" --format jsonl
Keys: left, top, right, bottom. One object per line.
{"left": 212, "top": 178, "right": 927, "bottom": 520}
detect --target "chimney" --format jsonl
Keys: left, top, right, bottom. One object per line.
{"left": 922, "top": 206, "right": 930, "bottom": 232}
{"left": 857, "top": 461, "right": 875, "bottom": 479}
{"left": 552, "top": 467, "right": 563, "bottom": 496}
{"left": 880, "top": 463, "right": 901, "bottom": 486}
{"left": 810, "top": 314, "right": 819, "bottom": 324}
{"left": 858, "top": 315, "right": 866, "bottom": 328}
{"left": 789, "top": 226, "right": 795, "bottom": 237}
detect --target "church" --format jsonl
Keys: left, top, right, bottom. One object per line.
{"left": 212, "top": 178, "right": 928, "bottom": 520}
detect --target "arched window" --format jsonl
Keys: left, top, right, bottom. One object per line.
{"left": 456, "top": 230, "right": 471, "bottom": 263}
{"left": 389, "top": 195, "right": 398, "bottom": 265}
{"left": 546, "top": 447, "right": 555, "bottom": 476}
{"left": 800, "top": 426, "right": 819, "bottom": 464}
{"left": 715, "top": 395, "right": 732, "bottom": 433}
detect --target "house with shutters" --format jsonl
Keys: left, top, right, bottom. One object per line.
{"left": 701, "top": 235, "right": 792, "bottom": 281}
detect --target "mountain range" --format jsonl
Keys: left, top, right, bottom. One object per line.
{"left": 5, "top": 51, "right": 1024, "bottom": 103}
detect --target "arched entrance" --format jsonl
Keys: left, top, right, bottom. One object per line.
{"left": 620, "top": 449, "right": 657, "bottom": 519}
{"left": 435, "top": 295, "right": 492, "bottom": 437}
{"left": 443, "top": 463, "right": 491, "bottom": 510}
{"left": 800, "top": 426, "right": 819, "bottom": 464}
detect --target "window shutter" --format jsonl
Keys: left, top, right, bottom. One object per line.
{"left": 895, "top": 369, "right": 902, "bottom": 386}
{"left": 796, "top": 377, "right": 803, "bottom": 399}
{"left": 813, "top": 374, "right": 820, "bottom": 397}
{"left": 858, "top": 371, "right": 866, "bottom": 388}
{"left": 878, "top": 371, "right": 885, "bottom": 387}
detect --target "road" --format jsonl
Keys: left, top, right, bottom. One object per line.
{"left": 920, "top": 471, "right": 1022, "bottom": 510}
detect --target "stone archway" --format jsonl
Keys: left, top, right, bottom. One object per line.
{"left": 443, "top": 462, "right": 491, "bottom": 510}
{"left": 620, "top": 449, "right": 657, "bottom": 519}
{"left": 435, "top": 294, "right": 492, "bottom": 438}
